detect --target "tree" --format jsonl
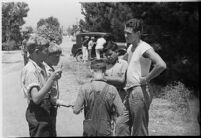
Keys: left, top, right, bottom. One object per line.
{"left": 2, "top": 2, "right": 29, "bottom": 49}
{"left": 37, "top": 16, "right": 63, "bottom": 45}
{"left": 80, "top": 2, "right": 199, "bottom": 90}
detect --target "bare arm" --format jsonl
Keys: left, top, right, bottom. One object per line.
{"left": 104, "top": 75, "right": 125, "bottom": 86}
{"left": 31, "top": 69, "right": 62, "bottom": 104}
{"left": 141, "top": 49, "right": 166, "bottom": 83}
{"left": 73, "top": 87, "right": 84, "bottom": 114}
{"left": 105, "top": 60, "right": 128, "bottom": 86}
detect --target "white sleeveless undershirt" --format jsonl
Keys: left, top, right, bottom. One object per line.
{"left": 125, "top": 40, "right": 153, "bottom": 89}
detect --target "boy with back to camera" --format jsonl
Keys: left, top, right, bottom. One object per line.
{"left": 73, "top": 59, "right": 127, "bottom": 136}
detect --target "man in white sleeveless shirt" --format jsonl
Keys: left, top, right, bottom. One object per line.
{"left": 123, "top": 18, "right": 166, "bottom": 136}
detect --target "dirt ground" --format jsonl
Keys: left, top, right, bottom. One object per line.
{"left": 2, "top": 36, "right": 200, "bottom": 137}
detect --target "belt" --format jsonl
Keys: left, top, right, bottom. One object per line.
{"left": 127, "top": 84, "right": 148, "bottom": 91}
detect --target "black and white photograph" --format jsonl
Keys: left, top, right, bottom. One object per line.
{"left": 1, "top": 0, "right": 200, "bottom": 137}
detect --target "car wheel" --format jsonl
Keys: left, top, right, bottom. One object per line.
{"left": 75, "top": 51, "right": 83, "bottom": 62}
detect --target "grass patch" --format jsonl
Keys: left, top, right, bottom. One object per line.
{"left": 150, "top": 81, "right": 195, "bottom": 123}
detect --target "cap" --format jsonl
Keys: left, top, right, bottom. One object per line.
{"left": 90, "top": 59, "right": 106, "bottom": 70}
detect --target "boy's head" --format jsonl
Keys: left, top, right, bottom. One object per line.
{"left": 104, "top": 43, "right": 118, "bottom": 65}
{"left": 26, "top": 34, "right": 50, "bottom": 62}
{"left": 90, "top": 59, "right": 106, "bottom": 73}
{"left": 124, "top": 18, "right": 143, "bottom": 44}
{"left": 45, "top": 42, "right": 62, "bottom": 66}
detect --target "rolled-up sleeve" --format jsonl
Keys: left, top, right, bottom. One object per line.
{"left": 73, "top": 86, "right": 85, "bottom": 114}
{"left": 21, "top": 69, "right": 40, "bottom": 100}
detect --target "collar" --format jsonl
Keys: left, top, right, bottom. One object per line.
{"left": 129, "top": 40, "right": 142, "bottom": 52}
{"left": 43, "top": 62, "right": 54, "bottom": 72}
{"left": 29, "top": 59, "right": 44, "bottom": 73}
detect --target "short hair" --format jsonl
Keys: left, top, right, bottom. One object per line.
{"left": 125, "top": 18, "right": 143, "bottom": 33}
{"left": 26, "top": 34, "right": 50, "bottom": 54}
{"left": 90, "top": 59, "right": 106, "bottom": 71}
{"left": 48, "top": 42, "right": 62, "bottom": 55}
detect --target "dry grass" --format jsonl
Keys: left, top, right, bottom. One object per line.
{"left": 149, "top": 82, "right": 200, "bottom": 135}
{"left": 161, "top": 81, "right": 192, "bottom": 122}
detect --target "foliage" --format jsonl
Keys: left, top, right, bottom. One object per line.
{"left": 80, "top": 2, "right": 199, "bottom": 91}
{"left": 37, "top": 16, "right": 63, "bottom": 45}
{"left": 162, "top": 81, "right": 192, "bottom": 121}
{"left": 21, "top": 26, "right": 33, "bottom": 40}
{"left": 2, "top": 2, "right": 29, "bottom": 50}
{"left": 66, "top": 24, "right": 80, "bottom": 36}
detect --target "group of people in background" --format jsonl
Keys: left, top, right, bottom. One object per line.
{"left": 81, "top": 34, "right": 107, "bottom": 63}
{"left": 20, "top": 18, "right": 167, "bottom": 137}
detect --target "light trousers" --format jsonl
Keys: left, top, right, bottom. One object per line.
{"left": 95, "top": 49, "right": 102, "bottom": 59}
{"left": 115, "top": 85, "right": 153, "bottom": 136}
{"left": 82, "top": 46, "right": 88, "bottom": 61}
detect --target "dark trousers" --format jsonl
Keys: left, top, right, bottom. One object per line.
{"left": 26, "top": 100, "right": 57, "bottom": 137}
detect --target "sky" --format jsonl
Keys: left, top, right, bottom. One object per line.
{"left": 1, "top": 0, "right": 197, "bottom": 29}
{"left": 1, "top": 0, "right": 85, "bottom": 29}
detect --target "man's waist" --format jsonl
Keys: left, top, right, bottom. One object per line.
{"left": 125, "top": 83, "right": 148, "bottom": 91}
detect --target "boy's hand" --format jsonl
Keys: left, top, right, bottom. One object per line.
{"left": 51, "top": 68, "right": 62, "bottom": 80}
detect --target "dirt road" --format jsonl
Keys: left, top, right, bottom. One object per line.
{"left": 2, "top": 36, "right": 84, "bottom": 137}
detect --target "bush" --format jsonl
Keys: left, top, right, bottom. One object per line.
{"left": 162, "top": 81, "right": 192, "bottom": 121}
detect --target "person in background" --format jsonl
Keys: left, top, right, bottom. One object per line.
{"left": 73, "top": 59, "right": 127, "bottom": 136}
{"left": 88, "top": 36, "right": 96, "bottom": 60}
{"left": 21, "top": 34, "right": 62, "bottom": 137}
{"left": 123, "top": 18, "right": 167, "bottom": 136}
{"left": 82, "top": 36, "right": 90, "bottom": 63}
{"left": 43, "top": 42, "right": 72, "bottom": 136}
{"left": 95, "top": 35, "right": 106, "bottom": 59}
